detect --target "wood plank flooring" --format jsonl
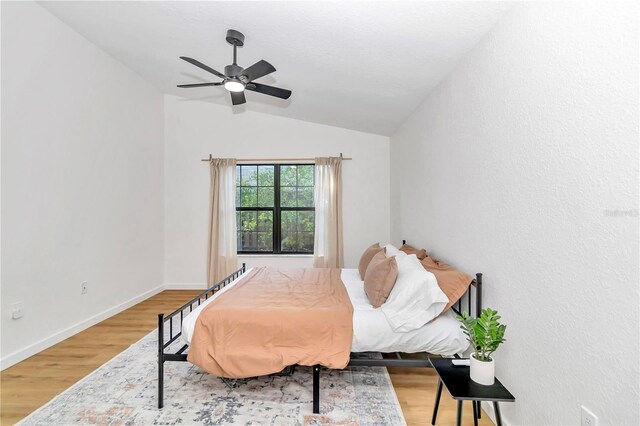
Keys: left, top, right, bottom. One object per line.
{"left": 0, "top": 290, "right": 490, "bottom": 425}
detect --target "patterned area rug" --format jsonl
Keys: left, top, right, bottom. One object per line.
{"left": 19, "top": 329, "right": 406, "bottom": 425}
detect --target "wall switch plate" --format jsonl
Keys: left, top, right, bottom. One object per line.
{"left": 581, "top": 405, "right": 598, "bottom": 426}
{"left": 81, "top": 281, "right": 88, "bottom": 295}
{"left": 11, "top": 302, "right": 23, "bottom": 319}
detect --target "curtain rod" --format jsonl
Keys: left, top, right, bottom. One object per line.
{"left": 200, "top": 155, "right": 352, "bottom": 162}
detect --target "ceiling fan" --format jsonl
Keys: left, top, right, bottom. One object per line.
{"left": 177, "top": 29, "right": 292, "bottom": 106}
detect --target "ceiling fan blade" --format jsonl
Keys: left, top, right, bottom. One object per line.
{"left": 230, "top": 91, "right": 246, "bottom": 105}
{"left": 246, "top": 82, "right": 291, "bottom": 100}
{"left": 241, "top": 60, "right": 276, "bottom": 82}
{"left": 180, "top": 56, "right": 226, "bottom": 79}
{"left": 177, "top": 82, "right": 223, "bottom": 88}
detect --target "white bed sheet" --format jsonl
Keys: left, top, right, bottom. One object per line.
{"left": 343, "top": 268, "right": 468, "bottom": 355}
{"left": 181, "top": 267, "right": 468, "bottom": 356}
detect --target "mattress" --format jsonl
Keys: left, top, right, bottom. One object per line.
{"left": 182, "top": 267, "right": 468, "bottom": 356}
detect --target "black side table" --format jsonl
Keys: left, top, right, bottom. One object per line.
{"left": 430, "top": 357, "right": 515, "bottom": 426}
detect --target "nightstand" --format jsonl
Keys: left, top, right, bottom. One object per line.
{"left": 430, "top": 357, "right": 515, "bottom": 426}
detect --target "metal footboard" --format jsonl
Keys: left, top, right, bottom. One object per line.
{"left": 157, "top": 264, "right": 246, "bottom": 408}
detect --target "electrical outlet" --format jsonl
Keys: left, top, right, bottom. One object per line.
{"left": 11, "top": 302, "right": 23, "bottom": 319}
{"left": 581, "top": 405, "right": 598, "bottom": 426}
{"left": 81, "top": 281, "right": 88, "bottom": 295}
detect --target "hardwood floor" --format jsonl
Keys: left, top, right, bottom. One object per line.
{"left": 388, "top": 361, "right": 492, "bottom": 426}
{"left": 0, "top": 290, "right": 490, "bottom": 425}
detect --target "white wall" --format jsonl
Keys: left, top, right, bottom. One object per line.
{"left": 1, "top": 2, "right": 165, "bottom": 368}
{"left": 164, "top": 95, "right": 390, "bottom": 287}
{"left": 390, "top": 2, "right": 639, "bottom": 425}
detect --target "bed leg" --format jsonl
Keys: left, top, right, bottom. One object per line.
{"left": 312, "top": 364, "right": 320, "bottom": 414}
{"left": 158, "top": 313, "right": 164, "bottom": 409}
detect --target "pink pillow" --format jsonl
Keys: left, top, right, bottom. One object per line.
{"left": 421, "top": 256, "right": 474, "bottom": 314}
{"left": 363, "top": 251, "right": 398, "bottom": 308}
{"left": 399, "top": 243, "right": 428, "bottom": 260}
{"left": 358, "top": 243, "right": 384, "bottom": 279}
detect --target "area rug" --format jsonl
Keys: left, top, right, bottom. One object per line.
{"left": 18, "top": 328, "right": 406, "bottom": 425}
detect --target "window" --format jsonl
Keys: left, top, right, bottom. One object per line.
{"left": 236, "top": 164, "right": 314, "bottom": 254}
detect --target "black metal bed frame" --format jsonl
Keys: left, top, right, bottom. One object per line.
{"left": 157, "top": 241, "right": 483, "bottom": 416}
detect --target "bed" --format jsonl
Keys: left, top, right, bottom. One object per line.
{"left": 181, "top": 268, "right": 468, "bottom": 355}
{"left": 157, "top": 241, "right": 483, "bottom": 414}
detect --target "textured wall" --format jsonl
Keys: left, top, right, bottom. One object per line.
{"left": 390, "top": 2, "right": 639, "bottom": 424}
{"left": 1, "top": 2, "right": 165, "bottom": 367}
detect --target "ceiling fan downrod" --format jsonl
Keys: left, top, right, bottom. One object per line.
{"left": 225, "top": 29, "right": 245, "bottom": 77}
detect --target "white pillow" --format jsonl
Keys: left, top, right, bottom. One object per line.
{"left": 380, "top": 254, "right": 449, "bottom": 332}
{"left": 383, "top": 244, "right": 406, "bottom": 258}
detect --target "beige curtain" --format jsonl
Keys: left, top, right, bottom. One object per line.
{"left": 313, "top": 157, "right": 344, "bottom": 268}
{"left": 207, "top": 158, "right": 238, "bottom": 284}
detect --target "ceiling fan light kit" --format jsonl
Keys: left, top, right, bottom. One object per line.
{"left": 224, "top": 78, "right": 245, "bottom": 93}
{"left": 178, "top": 29, "right": 291, "bottom": 106}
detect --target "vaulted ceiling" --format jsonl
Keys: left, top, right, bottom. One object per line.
{"left": 39, "top": 1, "right": 511, "bottom": 136}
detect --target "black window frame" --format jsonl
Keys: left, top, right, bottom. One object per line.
{"left": 236, "top": 163, "right": 315, "bottom": 255}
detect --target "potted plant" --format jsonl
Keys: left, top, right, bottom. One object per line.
{"left": 457, "top": 308, "right": 507, "bottom": 385}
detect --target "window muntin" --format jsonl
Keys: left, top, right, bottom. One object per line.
{"left": 236, "top": 164, "right": 314, "bottom": 254}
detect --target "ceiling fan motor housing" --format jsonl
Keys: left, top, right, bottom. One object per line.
{"left": 224, "top": 63, "right": 245, "bottom": 78}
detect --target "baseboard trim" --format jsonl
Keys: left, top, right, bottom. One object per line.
{"left": 164, "top": 283, "right": 208, "bottom": 290}
{"left": 0, "top": 284, "right": 164, "bottom": 371}
{"left": 481, "top": 401, "right": 502, "bottom": 425}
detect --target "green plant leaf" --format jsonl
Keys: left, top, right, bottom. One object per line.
{"left": 456, "top": 306, "right": 507, "bottom": 359}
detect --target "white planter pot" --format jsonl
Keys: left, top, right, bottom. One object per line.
{"left": 470, "top": 355, "right": 495, "bottom": 385}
